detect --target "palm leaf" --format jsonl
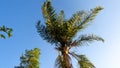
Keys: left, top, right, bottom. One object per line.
{"left": 78, "top": 55, "right": 95, "bottom": 68}
{"left": 65, "top": 7, "right": 103, "bottom": 41}
{"left": 70, "top": 52, "right": 95, "bottom": 68}
{"left": 42, "top": 0, "right": 57, "bottom": 25}
{"left": 71, "top": 34, "right": 104, "bottom": 47}
{"left": 57, "top": 10, "right": 65, "bottom": 23}
{"left": 54, "top": 55, "right": 64, "bottom": 68}
{"left": 36, "top": 21, "right": 57, "bottom": 44}
{"left": 77, "top": 6, "right": 103, "bottom": 31}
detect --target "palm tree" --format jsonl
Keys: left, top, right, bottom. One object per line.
{"left": 0, "top": 25, "right": 12, "bottom": 39}
{"left": 36, "top": 1, "right": 104, "bottom": 68}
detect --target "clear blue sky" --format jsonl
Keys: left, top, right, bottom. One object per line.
{"left": 0, "top": 0, "right": 120, "bottom": 68}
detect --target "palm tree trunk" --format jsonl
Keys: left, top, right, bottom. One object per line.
{"left": 61, "top": 46, "right": 72, "bottom": 68}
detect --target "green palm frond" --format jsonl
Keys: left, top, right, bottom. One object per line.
{"left": 78, "top": 55, "right": 95, "bottom": 68}
{"left": 55, "top": 55, "right": 64, "bottom": 68}
{"left": 70, "top": 52, "right": 95, "bottom": 68}
{"left": 66, "top": 11, "right": 85, "bottom": 39}
{"left": 77, "top": 6, "right": 103, "bottom": 30}
{"left": 42, "top": 0, "right": 57, "bottom": 25}
{"left": 66, "top": 7, "right": 103, "bottom": 39}
{"left": 36, "top": 21, "right": 58, "bottom": 44}
{"left": 70, "top": 34, "right": 104, "bottom": 47}
{"left": 57, "top": 10, "right": 65, "bottom": 23}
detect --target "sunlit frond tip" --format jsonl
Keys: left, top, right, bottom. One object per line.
{"left": 78, "top": 55, "right": 96, "bottom": 68}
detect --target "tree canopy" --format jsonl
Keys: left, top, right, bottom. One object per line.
{"left": 36, "top": 0, "right": 104, "bottom": 68}
{"left": 15, "top": 48, "right": 40, "bottom": 68}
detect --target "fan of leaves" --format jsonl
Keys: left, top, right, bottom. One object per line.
{"left": 36, "top": 1, "right": 103, "bottom": 46}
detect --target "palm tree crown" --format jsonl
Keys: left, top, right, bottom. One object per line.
{"left": 36, "top": 1, "right": 104, "bottom": 68}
